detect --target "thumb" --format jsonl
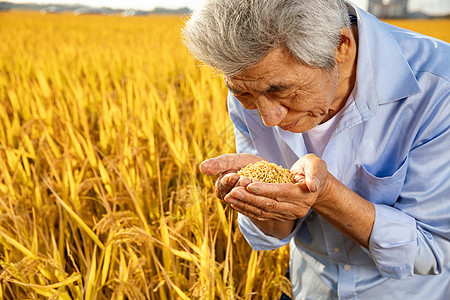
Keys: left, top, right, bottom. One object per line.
{"left": 199, "top": 158, "right": 221, "bottom": 175}
{"left": 292, "top": 172, "right": 320, "bottom": 192}
{"left": 291, "top": 154, "right": 327, "bottom": 193}
{"left": 199, "top": 154, "right": 237, "bottom": 175}
{"left": 304, "top": 175, "right": 321, "bottom": 193}
{"left": 200, "top": 153, "right": 264, "bottom": 175}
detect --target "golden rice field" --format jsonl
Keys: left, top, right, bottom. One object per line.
{"left": 0, "top": 11, "right": 449, "bottom": 299}
{"left": 383, "top": 18, "right": 450, "bottom": 41}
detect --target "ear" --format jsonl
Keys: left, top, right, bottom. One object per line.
{"left": 334, "top": 27, "right": 354, "bottom": 64}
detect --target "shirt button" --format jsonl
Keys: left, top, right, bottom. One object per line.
{"left": 344, "top": 264, "right": 351, "bottom": 271}
{"left": 333, "top": 247, "right": 340, "bottom": 253}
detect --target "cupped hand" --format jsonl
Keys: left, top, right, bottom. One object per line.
{"left": 290, "top": 154, "right": 328, "bottom": 196}
{"left": 199, "top": 153, "right": 265, "bottom": 200}
{"left": 223, "top": 154, "right": 329, "bottom": 221}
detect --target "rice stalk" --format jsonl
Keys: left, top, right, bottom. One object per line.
{"left": 9, "top": 11, "right": 439, "bottom": 299}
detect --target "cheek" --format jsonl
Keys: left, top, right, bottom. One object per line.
{"left": 241, "top": 101, "right": 257, "bottom": 110}
{"left": 288, "top": 92, "right": 321, "bottom": 112}
{"left": 322, "top": 69, "right": 339, "bottom": 99}
{"left": 288, "top": 116, "right": 321, "bottom": 133}
{"left": 235, "top": 96, "right": 257, "bottom": 110}
{"left": 303, "top": 80, "right": 338, "bottom": 111}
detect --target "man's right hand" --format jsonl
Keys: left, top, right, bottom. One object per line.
{"left": 199, "top": 153, "right": 265, "bottom": 200}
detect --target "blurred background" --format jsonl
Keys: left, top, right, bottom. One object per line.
{"left": 2, "top": 0, "right": 450, "bottom": 17}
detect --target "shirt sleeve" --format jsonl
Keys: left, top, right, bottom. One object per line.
{"left": 369, "top": 86, "right": 450, "bottom": 279}
{"left": 237, "top": 213, "right": 303, "bottom": 250}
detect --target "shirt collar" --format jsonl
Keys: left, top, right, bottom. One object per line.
{"left": 349, "top": 2, "right": 422, "bottom": 120}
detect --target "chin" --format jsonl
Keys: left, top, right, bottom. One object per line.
{"left": 279, "top": 124, "right": 305, "bottom": 133}
{"left": 279, "top": 115, "right": 319, "bottom": 133}
{"left": 290, "top": 129, "right": 304, "bottom": 133}
{"left": 287, "top": 127, "right": 308, "bottom": 133}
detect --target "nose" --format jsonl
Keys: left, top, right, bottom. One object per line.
{"left": 255, "top": 95, "right": 287, "bottom": 127}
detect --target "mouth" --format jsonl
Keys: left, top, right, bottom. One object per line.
{"left": 279, "top": 119, "right": 299, "bottom": 131}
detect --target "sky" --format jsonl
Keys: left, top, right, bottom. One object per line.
{"left": 6, "top": 0, "right": 450, "bottom": 15}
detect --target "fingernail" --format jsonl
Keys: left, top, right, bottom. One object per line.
{"left": 224, "top": 195, "right": 237, "bottom": 205}
{"left": 232, "top": 190, "right": 244, "bottom": 200}
{"left": 199, "top": 159, "right": 210, "bottom": 170}
{"left": 226, "top": 176, "right": 238, "bottom": 185}
{"left": 201, "top": 158, "right": 214, "bottom": 166}
{"left": 312, "top": 176, "right": 320, "bottom": 192}
{"left": 247, "top": 185, "right": 259, "bottom": 194}
{"left": 200, "top": 158, "right": 218, "bottom": 174}
{"left": 238, "top": 176, "right": 251, "bottom": 185}
{"left": 230, "top": 204, "right": 242, "bottom": 213}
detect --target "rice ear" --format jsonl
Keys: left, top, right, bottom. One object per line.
{"left": 237, "top": 161, "right": 295, "bottom": 184}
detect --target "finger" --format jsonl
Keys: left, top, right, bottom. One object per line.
{"left": 301, "top": 154, "right": 326, "bottom": 193}
{"left": 227, "top": 187, "right": 298, "bottom": 217}
{"left": 216, "top": 173, "right": 240, "bottom": 199}
{"left": 217, "top": 176, "right": 251, "bottom": 200}
{"left": 229, "top": 200, "right": 273, "bottom": 221}
{"left": 245, "top": 182, "right": 308, "bottom": 200}
{"left": 290, "top": 154, "right": 327, "bottom": 193}
{"left": 200, "top": 154, "right": 237, "bottom": 175}
{"left": 235, "top": 176, "right": 252, "bottom": 187}
{"left": 225, "top": 190, "right": 297, "bottom": 221}
{"left": 225, "top": 194, "right": 276, "bottom": 221}
{"left": 200, "top": 153, "right": 264, "bottom": 175}
{"left": 293, "top": 174, "right": 306, "bottom": 185}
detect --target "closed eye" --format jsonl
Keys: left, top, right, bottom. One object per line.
{"left": 237, "top": 92, "right": 252, "bottom": 98}
{"left": 265, "top": 84, "right": 295, "bottom": 98}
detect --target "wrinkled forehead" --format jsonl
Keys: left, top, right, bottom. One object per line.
{"left": 223, "top": 47, "right": 298, "bottom": 80}
{"left": 224, "top": 74, "right": 295, "bottom": 96}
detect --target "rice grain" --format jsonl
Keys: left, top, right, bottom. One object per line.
{"left": 237, "top": 161, "right": 295, "bottom": 184}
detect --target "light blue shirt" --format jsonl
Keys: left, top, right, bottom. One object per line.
{"left": 228, "top": 3, "right": 450, "bottom": 299}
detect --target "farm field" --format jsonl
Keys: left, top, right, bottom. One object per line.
{"left": 0, "top": 11, "right": 449, "bottom": 299}
{"left": 383, "top": 18, "right": 450, "bottom": 41}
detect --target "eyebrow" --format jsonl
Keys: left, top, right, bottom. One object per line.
{"left": 265, "top": 84, "right": 292, "bottom": 93}
{"left": 224, "top": 83, "right": 242, "bottom": 94}
{"left": 225, "top": 83, "right": 293, "bottom": 95}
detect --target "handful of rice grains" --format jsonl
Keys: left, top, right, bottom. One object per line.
{"left": 237, "top": 161, "right": 296, "bottom": 184}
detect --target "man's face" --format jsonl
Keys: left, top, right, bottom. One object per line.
{"left": 224, "top": 47, "right": 339, "bottom": 133}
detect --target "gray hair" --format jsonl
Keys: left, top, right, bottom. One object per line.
{"left": 182, "top": 0, "right": 350, "bottom": 76}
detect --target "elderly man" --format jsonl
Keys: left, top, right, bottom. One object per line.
{"left": 183, "top": 0, "right": 450, "bottom": 299}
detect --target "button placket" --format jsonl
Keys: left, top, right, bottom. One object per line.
{"left": 338, "top": 263, "right": 357, "bottom": 299}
